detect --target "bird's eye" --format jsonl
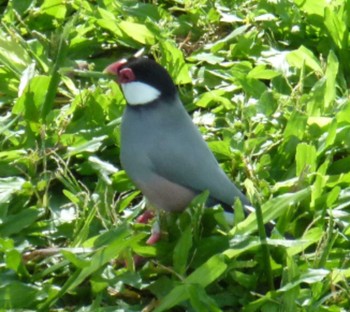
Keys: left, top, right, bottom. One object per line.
{"left": 119, "top": 68, "right": 135, "bottom": 84}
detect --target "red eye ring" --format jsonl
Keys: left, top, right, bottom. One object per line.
{"left": 118, "top": 68, "right": 135, "bottom": 83}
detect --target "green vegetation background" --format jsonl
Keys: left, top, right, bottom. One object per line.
{"left": 0, "top": 0, "right": 350, "bottom": 311}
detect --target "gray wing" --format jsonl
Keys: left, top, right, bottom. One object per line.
{"left": 147, "top": 99, "right": 250, "bottom": 207}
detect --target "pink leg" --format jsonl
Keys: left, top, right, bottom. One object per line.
{"left": 146, "top": 221, "right": 161, "bottom": 244}
{"left": 136, "top": 210, "right": 161, "bottom": 246}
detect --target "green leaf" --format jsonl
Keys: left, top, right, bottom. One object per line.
{"left": 41, "top": 0, "right": 67, "bottom": 20}
{"left": 0, "top": 177, "right": 26, "bottom": 204}
{"left": 307, "top": 116, "right": 332, "bottom": 128}
{"left": 332, "top": 268, "right": 350, "bottom": 284}
{"left": 284, "top": 111, "right": 307, "bottom": 140}
{"left": 12, "top": 75, "right": 51, "bottom": 122}
{"left": 72, "top": 233, "right": 142, "bottom": 287}
{"left": 0, "top": 281, "right": 39, "bottom": 309}
{"left": 208, "top": 25, "right": 249, "bottom": 52}
{"left": 97, "top": 8, "right": 122, "bottom": 35}
{"left": 287, "top": 46, "right": 323, "bottom": 74}
{"left": 159, "top": 41, "right": 191, "bottom": 85}
{"left": 323, "top": 119, "right": 337, "bottom": 151}
{"left": 185, "top": 254, "right": 227, "bottom": 287}
{"left": 295, "top": 143, "right": 317, "bottom": 176}
{"left": 286, "top": 227, "right": 324, "bottom": 256}
{"left": 88, "top": 156, "right": 118, "bottom": 184}
{"left": 41, "top": 18, "right": 71, "bottom": 121}
{"left": 5, "top": 249, "right": 30, "bottom": 277}
{"left": 247, "top": 65, "right": 280, "bottom": 80}
{"left": 173, "top": 224, "right": 192, "bottom": 275}
{"left": 208, "top": 140, "right": 232, "bottom": 160}
{"left": 0, "top": 207, "right": 44, "bottom": 237}
{"left": 326, "top": 186, "right": 340, "bottom": 207}
{"left": 189, "top": 52, "right": 225, "bottom": 65}
{"left": 324, "top": 6, "right": 347, "bottom": 50}
{"left": 66, "top": 135, "right": 108, "bottom": 157}
{"left": 188, "top": 284, "right": 221, "bottom": 312}
{"left": 324, "top": 50, "right": 338, "bottom": 110}
{"left": 10, "top": 0, "right": 33, "bottom": 15}
{"left": 153, "top": 283, "right": 189, "bottom": 312}
{"left": 278, "top": 269, "right": 329, "bottom": 292}
{"left": 196, "top": 90, "right": 232, "bottom": 109}
{"left": 336, "top": 101, "right": 350, "bottom": 124}
{"left": 224, "top": 236, "right": 261, "bottom": 259}
{"left": 154, "top": 254, "right": 227, "bottom": 312}
{"left": 40, "top": 225, "right": 138, "bottom": 309}
{"left": 294, "top": 0, "right": 327, "bottom": 16}
{"left": 0, "top": 34, "right": 31, "bottom": 77}
{"left": 232, "top": 188, "right": 311, "bottom": 235}
{"left": 61, "top": 250, "right": 90, "bottom": 269}
{"left": 187, "top": 253, "right": 227, "bottom": 285}
{"left": 118, "top": 21, "right": 155, "bottom": 45}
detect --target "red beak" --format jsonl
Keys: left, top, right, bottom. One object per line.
{"left": 104, "top": 59, "right": 127, "bottom": 76}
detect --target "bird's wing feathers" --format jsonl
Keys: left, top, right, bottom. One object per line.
{"left": 147, "top": 101, "right": 249, "bottom": 206}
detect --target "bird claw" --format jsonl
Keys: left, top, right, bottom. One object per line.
{"left": 146, "top": 231, "right": 161, "bottom": 245}
{"left": 146, "top": 220, "right": 161, "bottom": 245}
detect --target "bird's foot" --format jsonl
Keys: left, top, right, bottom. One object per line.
{"left": 136, "top": 210, "right": 155, "bottom": 224}
{"left": 136, "top": 210, "right": 161, "bottom": 244}
{"left": 146, "top": 221, "right": 161, "bottom": 245}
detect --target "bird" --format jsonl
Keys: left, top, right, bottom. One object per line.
{"left": 105, "top": 56, "right": 253, "bottom": 243}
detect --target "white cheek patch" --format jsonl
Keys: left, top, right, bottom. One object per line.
{"left": 121, "top": 81, "right": 161, "bottom": 105}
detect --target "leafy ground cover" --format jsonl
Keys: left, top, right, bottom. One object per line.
{"left": 0, "top": 0, "right": 350, "bottom": 311}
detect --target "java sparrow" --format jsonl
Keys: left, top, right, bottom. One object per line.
{"left": 105, "top": 56, "right": 253, "bottom": 241}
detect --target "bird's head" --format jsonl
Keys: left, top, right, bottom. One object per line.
{"left": 105, "top": 57, "right": 177, "bottom": 106}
